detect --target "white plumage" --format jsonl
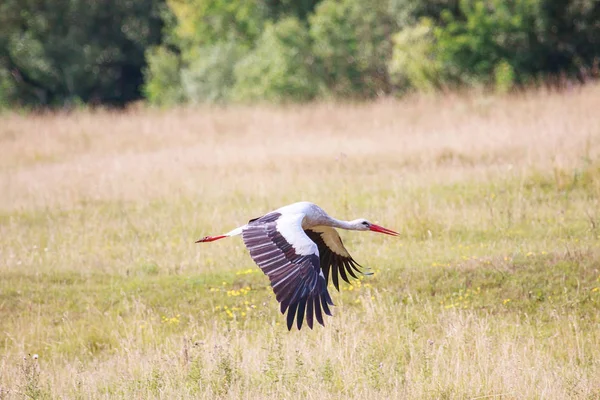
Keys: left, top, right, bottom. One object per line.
{"left": 196, "top": 201, "right": 398, "bottom": 330}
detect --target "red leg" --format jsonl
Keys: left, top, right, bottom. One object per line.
{"left": 195, "top": 235, "right": 227, "bottom": 243}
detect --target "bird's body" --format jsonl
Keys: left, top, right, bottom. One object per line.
{"left": 196, "top": 201, "right": 398, "bottom": 330}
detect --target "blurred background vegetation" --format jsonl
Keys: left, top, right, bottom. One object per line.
{"left": 1, "top": 0, "right": 599, "bottom": 108}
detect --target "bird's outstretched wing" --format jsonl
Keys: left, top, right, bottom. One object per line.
{"left": 304, "top": 227, "right": 367, "bottom": 291}
{"left": 242, "top": 212, "right": 334, "bottom": 330}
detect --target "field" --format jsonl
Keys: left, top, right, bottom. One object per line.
{"left": 1, "top": 85, "right": 600, "bottom": 399}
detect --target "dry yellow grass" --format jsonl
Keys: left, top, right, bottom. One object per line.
{"left": 1, "top": 85, "right": 599, "bottom": 399}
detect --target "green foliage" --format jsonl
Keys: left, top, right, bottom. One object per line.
{"left": 533, "top": 0, "right": 600, "bottom": 78}
{"left": 309, "top": 0, "right": 395, "bottom": 98}
{"left": 148, "top": 0, "right": 600, "bottom": 103}
{"left": 0, "top": 68, "right": 17, "bottom": 109}
{"left": 0, "top": 0, "right": 164, "bottom": 107}
{"left": 167, "top": 0, "right": 267, "bottom": 51}
{"left": 433, "top": 0, "right": 538, "bottom": 87}
{"left": 427, "top": 0, "right": 600, "bottom": 89}
{"left": 143, "top": 47, "right": 185, "bottom": 106}
{"left": 263, "top": 0, "right": 322, "bottom": 21}
{"left": 181, "top": 39, "right": 248, "bottom": 104}
{"left": 388, "top": 18, "right": 446, "bottom": 92}
{"left": 3, "top": 0, "right": 600, "bottom": 107}
{"left": 147, "top": 0, "right": 322, "bottom": 105}
{"left": 494, "top": 59, "right": 515, "bottom": 93}
{"left": 232, "top": 18, "right": 317, "bottom": 103}
{"left": 389, "top": 0, "right": 460, "bottom": 26}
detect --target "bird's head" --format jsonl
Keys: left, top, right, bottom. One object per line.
{"left": 350, "top": 219, "right": 399, "bottom": 236}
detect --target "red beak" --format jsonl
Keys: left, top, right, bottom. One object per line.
{"left": 369, "top": 224, "right": 399, "bottom": 236}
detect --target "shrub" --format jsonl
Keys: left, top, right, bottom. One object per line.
{"left": 533, "top": 0, "right": 600, "bottom": 80}
{"left": 0, "top": 0, "right": 164, "bottom": 107}
{"left": 433, "top": 0, "right": 539, "bottom": 87}
{"left": 232, "top": 17, "right": 318, "bottom": 103}
{"left": 0, "top": 63, "right": 17, "bottom": 109}
{"left": 166, "top": 0, "right": 267, "bottom": 49}
{"left": 388, "top": 0, "right": 460, "bottom": 26}
{"left": 181, "top": 40, "right": 248, "bottom": 104}
{"left": 143, "top": 47, "right": 186, "bottom": 106}
{"left": 494, "top": 60, "right": 515, "bottom": 93}
{"left": 388, "top": 18, "right": 446, "bottom": 92}
{"left": 309, "top": 0, "right": 395, "bottom": 98}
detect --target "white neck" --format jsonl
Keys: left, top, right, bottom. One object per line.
{"left": 327, "top": 217, "right": 359, "bottom": 230}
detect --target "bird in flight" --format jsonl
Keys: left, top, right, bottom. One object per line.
{"left": 196, "top": 201, "right": 398, "bottom": 330}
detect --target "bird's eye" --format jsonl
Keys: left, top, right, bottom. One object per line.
{"left": 362, "top": 221, "right": 369, "bottom": 226}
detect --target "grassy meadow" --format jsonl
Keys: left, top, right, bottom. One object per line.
{"left": 1, "top": 86, "right": 600, "bottom": 399}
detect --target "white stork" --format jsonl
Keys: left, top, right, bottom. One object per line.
{"left": 196, "top": 201, "right": 398, "bottom": 330}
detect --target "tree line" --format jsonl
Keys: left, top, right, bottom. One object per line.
{"left": 1, "top": 0, "right": 599, "bottom": 108}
